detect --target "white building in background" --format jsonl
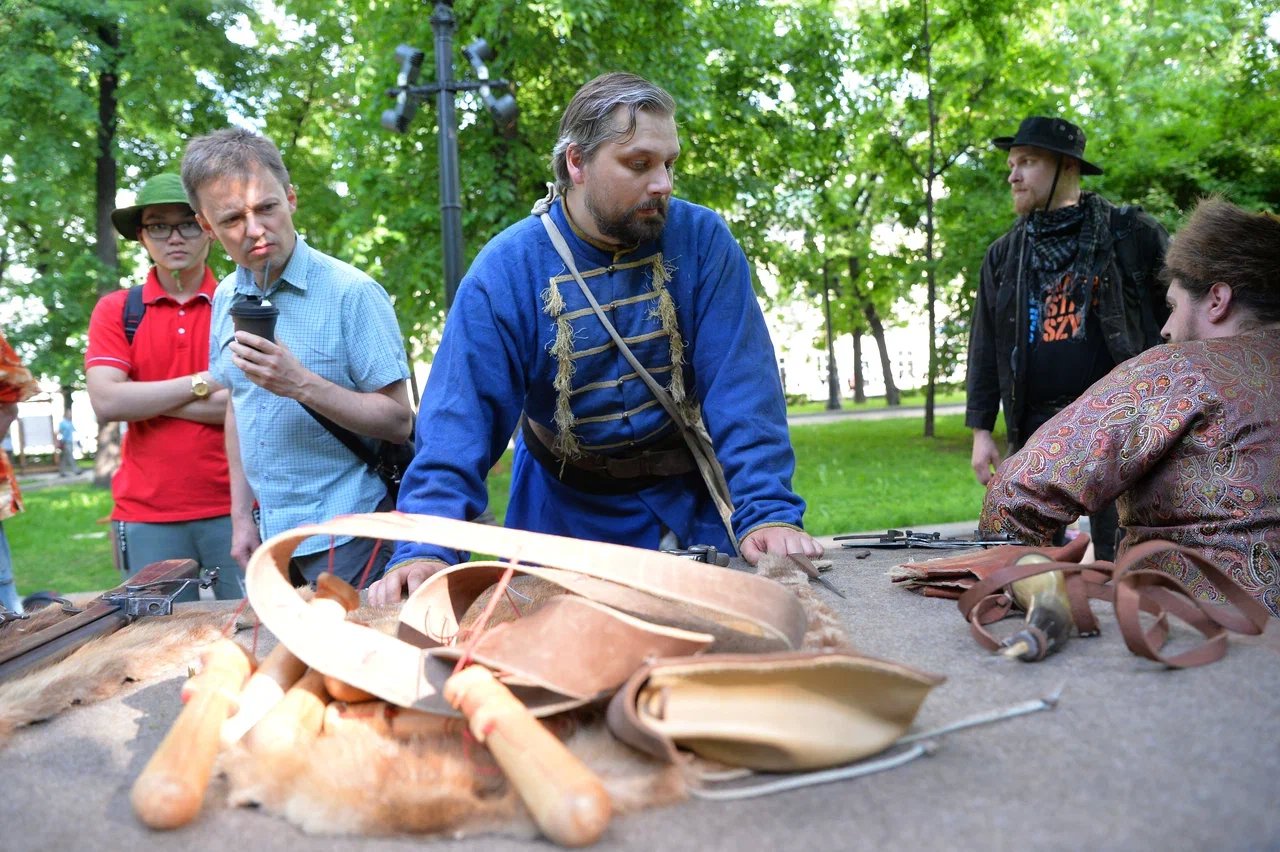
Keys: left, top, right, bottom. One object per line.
{"left": 762, "top": 293, "right": 952, "bottom": 403}
{"left": 8, "top": 385, "right": 97, "bottom": 461}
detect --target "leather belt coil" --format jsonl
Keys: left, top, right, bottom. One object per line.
{"left": 521, "top": 416, "right": 696, "bottom": 495}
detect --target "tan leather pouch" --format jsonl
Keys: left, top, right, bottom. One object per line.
{"left": 606, "top": 651, "right": 944, "bottom": 772}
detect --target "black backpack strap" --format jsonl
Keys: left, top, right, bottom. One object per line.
{"left": 299, "top": 403, "right": 380, "bottom": 470}
{"left": 122, "top": 285, "right": 147, "bottom": 345}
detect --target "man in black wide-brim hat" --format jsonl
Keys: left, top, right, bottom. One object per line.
{"left": 964, "top": 116, "right": 1170, "bottom": 560}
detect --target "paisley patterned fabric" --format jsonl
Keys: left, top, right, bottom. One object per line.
{"left": 981, "top": 328, "right": 1280, "bottom": 616}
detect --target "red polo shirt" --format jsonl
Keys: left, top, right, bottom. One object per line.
{"left": 85, "top": 268, "right": 231, "bottom": 522}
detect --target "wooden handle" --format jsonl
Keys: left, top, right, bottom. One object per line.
{"left": 444, "top": 665, "right": 611, "bottom": 847}
{"left": 220, "top": 643, "right": 307, "bottom": 745}
{"left": 222, "top": 572, "right": 359, "bottom": 745}
{"left": 323, "top": 700, "right": 463, "bottom": 739}
{"left": 322, "top": 675, "right": 378, "bottom": 704}
{"left": 131, "top": 639, "right": 254, "bottom": 830}
{"left": 243, "top": 668, "right": 329, "bottom": 759}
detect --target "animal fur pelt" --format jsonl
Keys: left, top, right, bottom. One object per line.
{"left": 219, "top": 553, "right": 851, "bottom": 838}
{"left": 0, "top": 607, "right": 245, "bottom": 747}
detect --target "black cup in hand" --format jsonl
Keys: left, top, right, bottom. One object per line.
{"left": 229, "top": 296, "right": 279, "bottom": 342}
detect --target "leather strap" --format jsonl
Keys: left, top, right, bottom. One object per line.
{"left": 956, "top": 540, "right": 1272, "bottom": 668}
{"left": 536, "top": 210, "right": 739, "bottom": 551}
{"left": 1111, "top": 540, "right": 1271, "bottom": 667}
{"left": 245, "top": 513, "right": 807, "bottom": 716}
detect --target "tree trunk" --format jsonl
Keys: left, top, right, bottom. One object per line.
{"left": 864, "top": 303, "right": 900, "bottom": 406}
{"left": 846, "top": 256, "right": 866, "bottom": 403}
{"left": 921, "top": 0, "right": 937, "bottom": 437}
{"left": 93, "top": 24, "right": 122, "bottom": 488}
{"left": 821, "top": 261, "right": 842, "bottom": 411}
{"left": 851, "top": 330, "right": 866, "bottom": 403}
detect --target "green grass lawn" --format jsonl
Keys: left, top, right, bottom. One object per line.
{"left": 791, "top": 413, "right": 990, "bottom": 536}
{"left": 7, "top": 482, "right": 119, "bottom": 596}
{"left": 6, "top": 411, "right": 996, "bottom": 596}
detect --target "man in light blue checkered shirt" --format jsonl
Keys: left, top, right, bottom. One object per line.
{"left": 183, "top": 129, "right": 412, "bottom": 587}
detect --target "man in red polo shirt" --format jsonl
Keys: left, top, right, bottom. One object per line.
{"left": 85, "top": 173, "right": 240, "bottom": 599}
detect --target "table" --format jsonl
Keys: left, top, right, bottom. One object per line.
{"left": 2, "top": 540, "right": 1276, "bottom": 852}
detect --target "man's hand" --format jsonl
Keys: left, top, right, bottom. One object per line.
{"left": 971, "top": 429, "right": 1002, "bottom": 486}
{"left": 740, "top": 526, "right": 824, "bottom": 566}
{"left": 230, "top": 513, "right": 263, "bottom": 570}
{"left": 228, "top": 334, "right": 310, "bottom": 400}
{"left": 367, "top": 559, "right": 449, "bottom": 606}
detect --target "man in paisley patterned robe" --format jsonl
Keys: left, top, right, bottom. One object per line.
{"left": 981, "top": 198, "right": 1280, "bottom": 616}
{"left": 371, "top": 73, "right": 820, "bottom": 604}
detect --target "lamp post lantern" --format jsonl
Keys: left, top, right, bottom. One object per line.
{"left": 382, "top": 1, "right": 517, "bottom": 310}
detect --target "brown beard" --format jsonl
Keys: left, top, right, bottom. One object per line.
{"left": 587, "top": 195, "right": 668, "bottom": 246}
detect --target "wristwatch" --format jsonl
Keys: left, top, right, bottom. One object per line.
{"left": 190, "top": 373, "right": 211, "bottom": 399}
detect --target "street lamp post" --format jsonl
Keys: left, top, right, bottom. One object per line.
{"left": 382, "top": 1, "right": 517, "bottom": 310}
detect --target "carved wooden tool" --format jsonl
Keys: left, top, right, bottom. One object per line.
{"left": 243, "top": 667, "right": 329, "bottom": 758}
{"left": 323, "top": 675, "right": 378, "bottom": 703}
{"left": 221, "top": 572, "right": 359, "bottom": 745}
{"left": 323, "top": 699, "right": 464, "bottom": 739}
{"left": 444, "top": 665, "right": 611, "bottom": 848}
{"left": 131, "top": 638, "right": 255, "bottom": 830}
{"left": 239, "top": 573, "right": 361, "bottom": 756}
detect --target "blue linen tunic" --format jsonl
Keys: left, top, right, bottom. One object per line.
{"left": 209, "top": 237, "right": 410, "bottom": 556}
{"left": 392, "top": 197, "right": 805, "bottom": 566}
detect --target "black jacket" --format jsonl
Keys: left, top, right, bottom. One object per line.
{"left": 965, "top": 194, "right": 1169, "bottom": 447}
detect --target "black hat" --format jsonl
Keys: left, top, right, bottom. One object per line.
{"left": 992, "top": 116, "right": 1103, "bottom": 176}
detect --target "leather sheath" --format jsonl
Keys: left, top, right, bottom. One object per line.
{"left": 606, "top": 651, "right": 943, "bottom": 772}
{"left": 890, "top": 534, "right": 1092, "bottom": 599}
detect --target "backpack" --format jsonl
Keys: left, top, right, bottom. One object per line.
{"left": 123, "top": 285, "right": 146, "bottom": 345}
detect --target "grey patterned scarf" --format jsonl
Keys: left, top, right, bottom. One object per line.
{"left": 1024, "top": 193, "right": 1111, "bottom": 340}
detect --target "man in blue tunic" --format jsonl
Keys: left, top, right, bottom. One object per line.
{"left": 370, "top": 73, "right": 820, "bottom": 604}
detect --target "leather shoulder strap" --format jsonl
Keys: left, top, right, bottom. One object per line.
{"left": 536, "top": 212, "right": 739, "bottom": 551}
{"left": 956, "top": 539, "right": 1271, "bottom": 668}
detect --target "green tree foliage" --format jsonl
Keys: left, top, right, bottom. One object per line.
{"left": 0, "top": 0, "right": 258, "bottom": 387}
{"left": 3, "top": 0, "right": 1276, "bottom": 421}
{"left": 252, "top": 0, "right": 853, "bottom": 360}
{"left": 850, "top": 0, "right": 1279, "bottom": 428}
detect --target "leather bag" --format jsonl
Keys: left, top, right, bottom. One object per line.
{"left": 245, "top": 513, "right": 943, "bottom": 770}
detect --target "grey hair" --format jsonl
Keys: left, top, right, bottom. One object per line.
{"left": 181, "top": 128, "right": 291, "bottom": 213}
{"left": 550, "top": 72, "right": 677, "bottom": 194}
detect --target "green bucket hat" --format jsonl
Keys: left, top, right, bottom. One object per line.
{"left": 110, "top": 173, "right": 195, "bottom": 241}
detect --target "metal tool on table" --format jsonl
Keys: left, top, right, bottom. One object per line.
{"left": 0, "top": 559, "right": 212, "bottom": 683}
{"left": 834, "top": 529, "right": 1027, "bottom": 550}
{"left": 661, "top": 544, "right": 732, "bottom": 566}
{"left": 786, "top": 552, "right": 846, "bottom": 598}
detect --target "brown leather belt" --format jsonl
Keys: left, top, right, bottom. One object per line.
{"left": 521, "top": 416, "right": 696, "bottom": 494}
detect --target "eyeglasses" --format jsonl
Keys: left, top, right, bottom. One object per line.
{"left": 142, "top": 221, "right": 204, "bottom": 240}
